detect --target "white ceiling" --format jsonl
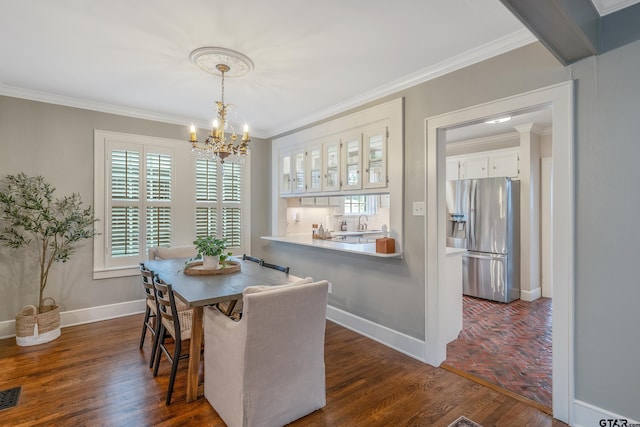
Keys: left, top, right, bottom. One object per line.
{"left": 0, "top": 0, "right": 633, "bottom": 139}
{"left": 446, "top": 107, "right": 552, "bottom": 143}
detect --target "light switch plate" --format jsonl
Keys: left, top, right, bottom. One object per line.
{"left": 413, "top": 201, "right": 425, "bottom": 216}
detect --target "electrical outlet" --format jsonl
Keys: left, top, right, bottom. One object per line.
{"left": 328, "top": 282, "right": 332, "bottom": 293}
{"left": 413, "top": 201, "right": 425, "bottom": 216}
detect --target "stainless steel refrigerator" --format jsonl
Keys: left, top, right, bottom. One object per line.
{"left": 446, "top": 177, "right": 520, "bottom": 303}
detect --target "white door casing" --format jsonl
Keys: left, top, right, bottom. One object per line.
{"left": 424, "top": 81, "right": 574, "bottom": 424}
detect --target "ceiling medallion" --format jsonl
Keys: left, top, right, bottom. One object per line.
{"left": 189, "top": 47, "right": 254, "bottom": 78}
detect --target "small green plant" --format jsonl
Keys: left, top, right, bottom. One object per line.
{"left": 193, "top": 236, "right": 228, "bottom": 258}
{"left": 0, "top": 173, "right": 98, "bottom": 313}
{"left": 219, "top": 251, "right": 234, "bottom": 268}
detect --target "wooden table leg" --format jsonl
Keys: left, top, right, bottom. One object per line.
{"left": 186, "top": 306, "right": 203, "bottom": 402}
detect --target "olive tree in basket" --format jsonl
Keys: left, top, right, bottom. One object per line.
{"left": 0, "top": 173, "right": 98, "bottom": 313}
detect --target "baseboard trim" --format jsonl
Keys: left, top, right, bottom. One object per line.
{"left": 520, "top": 287, "right": 542, "bottom": 301}
{"left": 573, "top": 399, "right": 639, "bottom": 427}
{"left": 0, "top": 300, "right": 145, "bottom": 340}
{"left": 326, "top": 305, "right": 425, "bottom": 362}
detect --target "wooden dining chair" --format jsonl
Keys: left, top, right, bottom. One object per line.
{"left": 152, "top": 276, "right": 194, "bottom": 405}
{"left": 260, "top": 260, "right": 290, "bottom": 275}
{"left": 139, "top": 264, "right": 159, "bottom": 368}
{"left": 242, "top": 254, "right": 263, "bottom": 264}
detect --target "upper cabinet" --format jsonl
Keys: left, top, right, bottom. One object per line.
{"left": 323, "top": 139, "right": 341, "bottom": 192}
{"left": 307, "top": 145, "right": 323, "bottom": 193}
{"left": 280, "top": 152, "right": 292, "bottom": 195}
{"left": 292, "top": 149, "right": 306, "bottom": 193}
{"left": 448, "top": 147, "right": 520, "bottom": 181}
{"left": 274, "top": 98, "right": 402, "bottom": 199}
{"left": 364, "top": 126, "right": 388, "bottom": 189}
{"left": 342, "top": 134, "right": 363, "bottom": 191}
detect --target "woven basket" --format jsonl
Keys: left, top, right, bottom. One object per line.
{"left": 15, "top": 297, "right": 61, "bottom": 346}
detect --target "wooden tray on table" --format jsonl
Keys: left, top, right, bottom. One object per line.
{"left": 183, "top": 260, "right": 241, "bottom": 276}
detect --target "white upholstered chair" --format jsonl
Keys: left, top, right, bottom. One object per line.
{"left": 203, "top": 278, "right": 329, "bottom": 427}
{"left": 148, "top": 245, "right": 197, "bottom": 260}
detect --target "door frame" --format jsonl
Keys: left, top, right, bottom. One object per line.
{"left": 423, "top": 81, "right": 574, "bottom": 423}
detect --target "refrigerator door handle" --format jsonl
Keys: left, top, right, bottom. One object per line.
{"left": 463, "top": 251, "right": 508, "bottom": 261}
{"left": 468, "top": 180, "right": 476, "bottom": 249}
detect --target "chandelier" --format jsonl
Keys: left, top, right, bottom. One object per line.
{"left": 188, "top": 47, "right": 254, "bottom": 163}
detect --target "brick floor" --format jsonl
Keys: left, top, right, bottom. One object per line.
{"left": 444, "top": 296, "right": 552, "bottom": 409}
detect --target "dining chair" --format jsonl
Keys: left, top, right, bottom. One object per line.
{"left": 242, "top": 254, "right": 263, "bottom": 264}
{"left": 217, "top": 254, "right": 263, "bottom": 319}
{"left": 260, "top": 260, "right": 290, "bottom": 274}
{"left": 139, "top": 264, "right": 160, "bottom": 368}
{"left": 203, "top": 278, "right": 328, "bottom": 427}
{"left": 152, "top": 275, "right": 194, "bottom": 405}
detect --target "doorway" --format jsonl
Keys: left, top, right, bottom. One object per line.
{"left": 424, "top": 82, "right": 574, "bottom": 424}
{"left": 440, "top": 107, "right": 553, "bottom": 410}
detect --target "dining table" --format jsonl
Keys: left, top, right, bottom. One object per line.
{"left": 143, "top": 256, "right": 302, "bottom": 402}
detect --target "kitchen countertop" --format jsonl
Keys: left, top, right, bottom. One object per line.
{"left": 261, "top": 234, "right": 403, "bottom": 258}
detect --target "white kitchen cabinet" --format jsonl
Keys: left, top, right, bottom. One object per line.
{"left": 450, "top": 147, "right": 520, "bottom": 180}
{"left": 489, "top": 150, "right": 519, "bottom": 178}
{"left": 460, "top": 156, "right": 488, "bottom": 179}
{"left": 307, "top": 145, "right": 323, "bottom": 193}
{"left": 292, "top": 149, "right": 306, "bottom": 193}
{"left": 342, "top": 134, "right": 362, "bottom": 191}
{"left": 363, "top": 126, "right": 388, "bottom": 189}
{"left": 323, "top": 140, "right": 341, "bottom": 192}
{"left": 280, "top": 151, "right": 292, "bottom": 195}
{"left": 446, "top": 159, "right": 460, "bottom": 181}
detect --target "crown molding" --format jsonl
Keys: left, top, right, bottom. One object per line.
{"left": 0, "top": 84, "right": 271, "bottom": 140}
{"left": 0, "top": 28, "right": 536, "bottom": 141}
{"left": 266, "top": 28, "right": 537, "bottom": 138}
{"left": 591, "top": 0, "right": 639, "bottom": 15}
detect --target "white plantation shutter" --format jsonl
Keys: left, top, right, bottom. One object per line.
{"left": 194, "top": 160, "right": 244, "bottom": 250}
{"left": 146, "top": 153, "right": 172, "bottom": 249}
{"left": 94, "top": 130, "right": 250, "bottom": 278}
{"left": 222, "top": 207, "right": 241, "bottom": 247}
{"left": 222, "top": 162, "right": 242, "bottom": 248}
{"left": 110, "top": 149, "right": 141, "bottom": 258}
{"left": 146, "top": 206, "right": 172, "bottom": 248}
{"left": 111, "top": 206, "right": 139, "bottom": 256}
{"left": 104, "top": 141, "right": 175, "bottom": 268}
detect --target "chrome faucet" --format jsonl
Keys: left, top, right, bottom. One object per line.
{"left": 358, "top": 214, "right": 368, "bottom": 231}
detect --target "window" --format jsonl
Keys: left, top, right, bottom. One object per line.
{"left": 93, "top": 130, "right": 250, "bottom": 279}
{"left": 343, "top": 195, "right": 377, "bottom": 215}
{"left": 195, "top": 160, "right": 244, "bottom": 248}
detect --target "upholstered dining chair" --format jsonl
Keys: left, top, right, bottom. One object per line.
{"left": 148, "top": 244, "right": 197, "bottom": 260}
{"left": 152, "top": 275, "right": 195, "bottom": 405}
{"left": 260, "top": 260, "right": 290, "bottom": 274}
{"left": 203, "top": 278, "right": 329, "bottom": 427}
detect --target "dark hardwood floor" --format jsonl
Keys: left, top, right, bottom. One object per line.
{"left": 0, "top": 314, "right": 565, "bottom": 426}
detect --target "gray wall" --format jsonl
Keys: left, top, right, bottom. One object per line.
{"left": 259, "top": 42, "right": 568, "bottom": 340}
{"left": 571, "top": 40, "right": 640, "bottom": 418}
{"left": 2, "top": 38, "right": 639, "bottom": 419}
{"left": 0, "top": 97, "right": 269, "bottom": 319}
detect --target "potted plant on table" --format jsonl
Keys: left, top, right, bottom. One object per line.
{"left": 0, "top": 173, "right": 98, "bottom": 346}
{"left": 193, "top": 236, "right": 231, "bottom": 269}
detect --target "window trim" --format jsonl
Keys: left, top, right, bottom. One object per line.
{"left": 93, "top": 130, "right": 251, "bottom": 279}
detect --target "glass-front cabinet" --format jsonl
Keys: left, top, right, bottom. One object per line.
{"left": 307, "top": 145, "right": 322, "bottom": 193}
{"left": 342, "top": 134, "right": 362, "bottom": 191}
{"left": 364, "top": 126, "right": 387, "bottom": 189}
{"left": 292, "top": 149, "right": 306, "bottom": 193}
{"left": 323, "top": 140, "right": 341, "bottom": 192}
{"left": 280, "top": 152, "right": 292, "bottom": 195}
